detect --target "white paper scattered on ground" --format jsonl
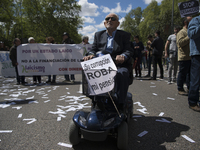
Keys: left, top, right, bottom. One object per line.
{"left": 23, "top": 118, "right": 37, "bottom": 124}
{"left": 44, "top": 100, "right": 50, "bottom": 103}
{"left": 12, "top": 106, "right": 22, "bottom": 110}
{"left": 57, "top": 117, "right": 61, "bottom": 121}
{"left": 159, "top": 112, "right": 164, "bottom": 116}
{"left": 0, "top": 104, "right": 11, "bottom": 108}
{"left": 167, "top": 97, "right": 175, "bottom": 100}
{"left": 58, "top": 142, "right": 72, "bottom": 148}
{"left": 18, "top": 114, "right": 23, "bottom": 118}
{"left": 137, "top": 108, "right": 149, "bottom": 114}
{"left": 152, "top": 93, "right": 158, "bottom": 96}
{"left": 138, "top": 131, "right": 148, "bottom": 137}
{"left": 26, "top": 96, "right": 35, "bottom": 99}
{"left": 151, "top": 82, "right": 155, "bottom": 84}
{"left": 132, "top": 115, "right": 142, "bottom": 118}
{"left": 134, "top": 102, "right": 145, "bottom": 108}
{"left": 156, "top": 118, "right": 171, "bottom": 123}
{"left": 0, "top": 130, "right": 13, "bottom": 133}
{"left": 42, "top": 97, "right": 49, "bottom": 99}
{"left": 150, "top": 86, "right": 156, "bottom": 88}
{"left": 181, "top": 135, "right": 195, "bottom": 143}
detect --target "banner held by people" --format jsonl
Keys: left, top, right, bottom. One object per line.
{"left": 81, "top": 54, "right": 117, "bottom": 95}
{"left": 0, "top": 51, "right": 16, "bottom": 77}
{"left": 17, "top": 44, "right": 92, "bottom": 76}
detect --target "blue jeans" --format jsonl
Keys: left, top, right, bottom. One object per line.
{"left": 188, "top": 56, "right": 200, "bottom": 106}
{"left": 177, "top": 60, "right": 191, "bottom": 91}
{"left": 15, "top": 66, "right": 25, "bottom": 83}
{"left": 65, "top": 74, "right": 75, "bottom": 80}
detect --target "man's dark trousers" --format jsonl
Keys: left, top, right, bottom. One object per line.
{"left": 115, "top": 67, "right": 130, "bottom": 105}
{"left": 147, "top": 53, "right": 152, "bottom": 76}
{"left": 188, "top": 56, "right": 200, "bottom": 106}
{"left": 152, "top": 55, "right": 163, "bottom": 79}
{"left": 15, "top": 66, "right": 25, "bottom": 83}
{"left": 177, "top": 60, "right": 190, "bottom": 91}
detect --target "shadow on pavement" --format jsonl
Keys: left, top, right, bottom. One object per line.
{"left": 72, "top": 115, "right": 190, "bottom": 150}
{"left": 0, "top": 99, "right": 37, "bottom": 105}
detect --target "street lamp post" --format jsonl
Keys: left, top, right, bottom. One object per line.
{"left": 171, "top": 0, "right": 174, "bottom": 34}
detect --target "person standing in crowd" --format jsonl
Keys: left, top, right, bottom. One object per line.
{"left": 46, "top": 37, "right": 57, "bottom": 84}
{"left": 28, "top": 37, "right": 41, "bottom": 84}
{"left": 83, "top": 13, "right": 133, "bottom": 111}
{"left": 151, "top": 30, "right": 164, "bottom": 80}
{"left": 187, "top": 15, "right": 200, "bottom": 112}
{"left": 62, "top": 32, "right": 75, "bottom": 83}
{"left": 141, "top": 46, "right": 147, "bottom": 70}
{"left": 176, "top": 17, "right": 192, "bottom": 96}
{"left": 165, "top": 26, "right": 180, "bottom": 84}
{"left": 81, "top": 36, "right": 90, "bottom": 45}
{"left": 9, "top": 38, "right": 26, "bottom": 85}
{"left": 0, "top": 41, "right": 5, "bottom": 51}
{"left": 144, "top": 35, "right": 154, "bottom": 77}
{"left": 133, "top": 35, "right": 144, "bottom": 77}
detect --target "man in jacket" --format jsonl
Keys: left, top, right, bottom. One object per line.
{"left": 151, "top": 30, "right": 164, "bottom": 80}
{"left": 62, "top": 32, "right": 75, "bottom": 83}
{"left": 187, "top": 15, "right": 200, "bottom": 112}
{"left": 176, "top": 17, "right": 192, "bottom": 96}
{"left": 9, "top": 38, "right": 26, "bottom": 85}
{"left": 83, "top": 13, "right": 133, "bottom": 111}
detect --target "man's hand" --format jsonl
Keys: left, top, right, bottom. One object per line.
{"left": 116, "top": 55, "right": 125, "bottom": 64}
{"left": 83, "top": 55, "right": 95, "bottom": 61}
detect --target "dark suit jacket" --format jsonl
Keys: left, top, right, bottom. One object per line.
{"left": 89, "top": 30, "right": 133, "bottom": 69}
{"left": 151, "top": 36, "right": 164, "bottom": 57}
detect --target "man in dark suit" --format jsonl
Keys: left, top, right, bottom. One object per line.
{"left": 83, "top": 13, "right": 133, "bottom": 111}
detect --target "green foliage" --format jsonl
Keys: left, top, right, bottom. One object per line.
{"left": 121, "top": 0, "right": 200, "bottom": 45}
{"left": 0, "top": 0, "right": 83, "bottom": 47}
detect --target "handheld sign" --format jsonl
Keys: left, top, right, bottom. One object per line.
{"left": 81, "top": 54, "right": 117, "bottom": 95}
{"left": 178, "top": 0, "right": 199, "bottom": 18}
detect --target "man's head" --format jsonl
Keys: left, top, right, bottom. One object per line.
{"left": 82, "top": 36, "right": 89, "bottom": 43}
{"left": 183, "top": 16, "right": 193, "bottom": 28}
{"left": 155, "top": 30, "right": 160, "bottom": 37}
{"left": 63, "top": 32, "right": 69, "bottom": 40}
{"left": 28, "top": 37, "right": 35, "bottom": 43}
{"left": 174, "top": 26, "right": 180, "bottom": 34}
{"left": 104, "top": 13, "right": 120, "bottom": 32}
{"left": 13, "top": 38, "right": 21, "bottom": 46}
{"left": 147, "top": 35, "right": 153, "bottom": 41}
{"left": 134, "top": 35, "right": 139, "bottom": 42}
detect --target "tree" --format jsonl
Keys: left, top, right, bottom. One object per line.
{"left": 120, "top": 7, "right": 143, "bottom": 41}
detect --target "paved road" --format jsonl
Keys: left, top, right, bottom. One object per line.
{"left": 0, "top": 70, "right": 199, "bottom": 150}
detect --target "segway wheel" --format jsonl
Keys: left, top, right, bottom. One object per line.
{"left": 69, "top": 120, "right": 81, "bottom": 145}
{"left": 117, "top": 121, "right": 128, "bottom": 150}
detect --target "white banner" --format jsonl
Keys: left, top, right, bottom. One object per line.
{"left": 17, "top": 44, "right": 92, "bottom": 76}
{"left": 0, "top": 51, "right": 16, "bottom": 77}
{"left": 81, "top": 54, "right": 117, "bottom": 95}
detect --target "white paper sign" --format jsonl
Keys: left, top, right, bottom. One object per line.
{"left": 17, "top": 44, "right": 92, "bottom": 76}
{"left": 0, "top": 51, "right": 16, "bottom": 77}
{"left": 81, "top": 54, "right": 117, "bottom": 95}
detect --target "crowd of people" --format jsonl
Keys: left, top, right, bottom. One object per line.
{"left": 1, "top": 13, "right": 200, "bottom": 112}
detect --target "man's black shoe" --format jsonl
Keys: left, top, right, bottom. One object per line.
{"left": 144, "top": 75, "right": 150, "bottom": 77}
{"left": 151, "top": 77, "right": 156, "bottom": 80}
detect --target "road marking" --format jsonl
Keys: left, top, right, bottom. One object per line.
{"left": 182, "top": 135, "right": 195, "bottom": 143}
{"left": 138, "top": 131, "right": 148, "bottom": 137}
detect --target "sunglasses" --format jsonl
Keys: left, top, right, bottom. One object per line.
{"left": 105, "top": 17, "right": 117, "bottom": 21}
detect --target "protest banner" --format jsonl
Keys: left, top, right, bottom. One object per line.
{"left": 81, "top": 54, "right": 117, "bottom": 95}
{"left": 178, "top": 0, "right": 199, "bottom": 18}
{"left": 0, "top": 51, "right": 16, "bottom": 77}
{"left": 17, "top": 44, "right": 92, "bottom": 76}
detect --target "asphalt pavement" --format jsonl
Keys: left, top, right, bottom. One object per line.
{"left": 0, "top": 69, "right": 199, "bottom": 150}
